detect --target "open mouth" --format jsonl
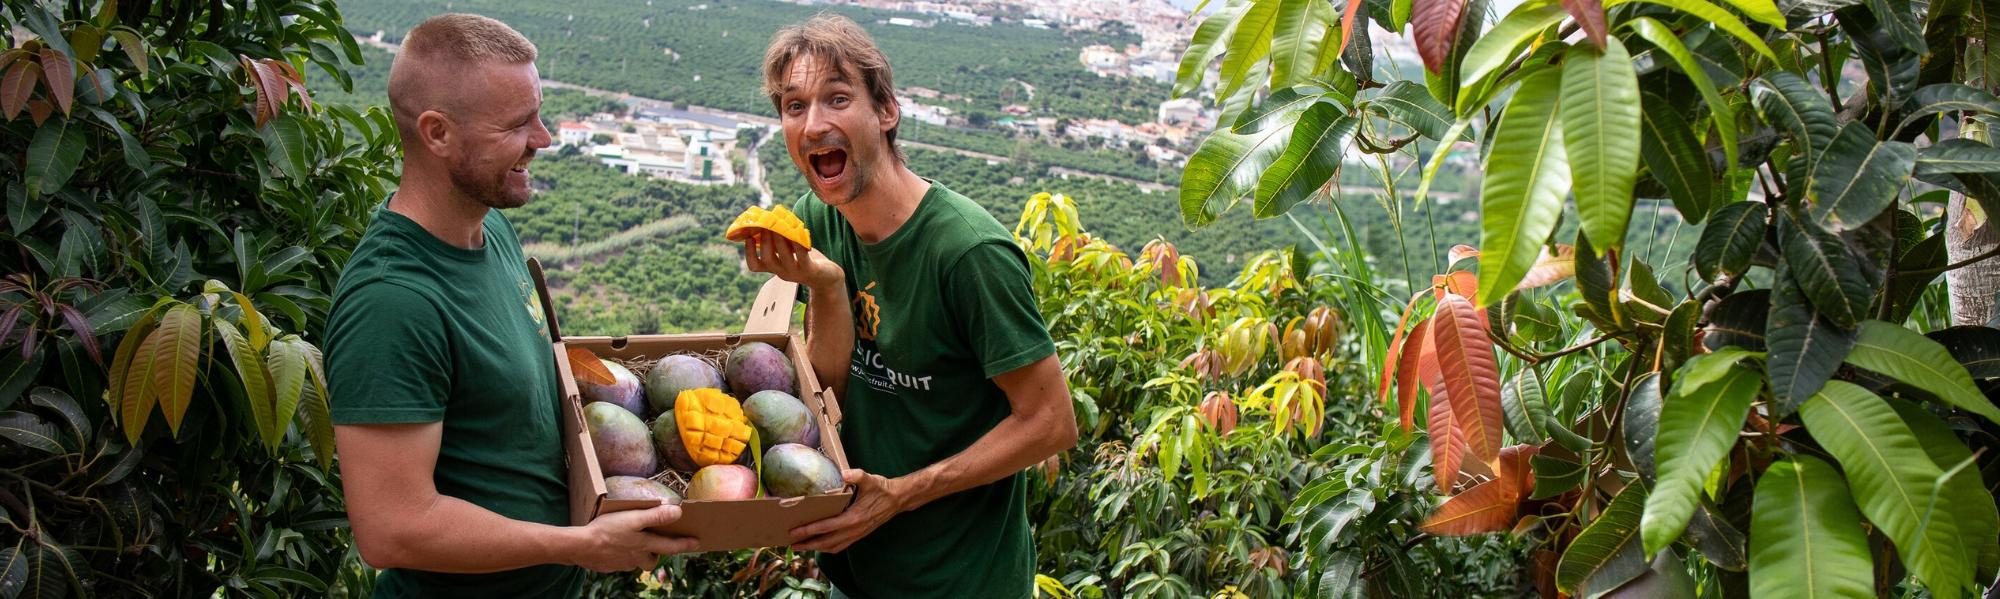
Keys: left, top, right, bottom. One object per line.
{"left": 511, "top": 155, "right": 534, "bottom": 175}
{"left": 808, "top": 149, "right": 848, "bottom": 182}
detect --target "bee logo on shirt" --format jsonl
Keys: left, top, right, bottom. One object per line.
{"left": 853, "top": 281, "right": 881, "bottom": 341}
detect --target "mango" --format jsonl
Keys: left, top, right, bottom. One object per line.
{"left": 580, "top": 359, "right": 646, "bottom": 418}
{"left": 742, "top": 390, "right": 819, "bottom": 450}
{"left": 685, "top": 464, "right": 758, "bottom": 501}
{"left": 585, "top": 402, "right": 657, "bottom": 477}
{"left": 646, "top": 355, "right": 724, "bottom": 413}
{"left": 724, "top": 342, "right": 796, "bottom": 397}
{"left": 762, "top": 444, "right": 843, "bottom": 498}
{"left": 605, "top": 475, "right": 682, "bottom": 505}
{"left": 649, "top": 410, "right": 701, "bottom": 473}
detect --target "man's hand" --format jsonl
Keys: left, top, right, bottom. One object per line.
{"left": 567, "top": 504, "right": 702, "bottom": 573}
{"left": 788, "top": 469, "right": 906, "bottom": 553}
{"left": 746, "top": 232, "right": 841, "bottom": 289}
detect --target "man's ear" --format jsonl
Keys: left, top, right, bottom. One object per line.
{"left": 416, "top": 110, "right": 454, "bottom": 158}
{"left": 877, "top": 95, "right": 900, "bottom": 133}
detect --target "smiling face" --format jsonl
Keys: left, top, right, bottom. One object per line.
{"left": 444, "top": 62, "right": 551, "bottom": 209}
{"left": 778, "top": 54, "right": 898, "bottom": 207}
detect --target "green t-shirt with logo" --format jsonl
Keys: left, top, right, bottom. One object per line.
{"left": 793, "top": 182, "right": 1056, "bottom": 599}
{"left": 326, "top": 206, "right": 582, "bottom": 598}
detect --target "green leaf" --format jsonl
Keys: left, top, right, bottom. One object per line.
{"left": 1778, "top": 208, "right": 1875, "bottom": 327}
{"left": 1370, "top": 80, "right": 1454, "bottom": 141}
{"left": 1623, "top": 372, "right": 1664, "bottom": 478}
{"left": 25, "top": 117, "right": 88, "bottom": 197}
{"left": 1177, "top": 1, "right": 1245, "bottom": 97}
{"left": 1929, "top": 326, "right": 2000, "bottom": 378}
{"left": 1898, "top": 84, "right": 2000, "bottom": 134}
{"left": 269, "top": 338, "right": 310, "bottom": 447}
{"left": 1179, "top": 120, "right": 1297, "bottom": 228}
{"left": 1891, "top": 400, "right": 2000, "bottom": 580}
{"left": 0, "top": 351, "right": 41, "bottom": 411}
{"left": 1866, "top": 0, "right": 1924, "bottom": 55}
{"left": 1766, "top": 265, "right": 1857, "bottom": 416}
{"left": 1558, "top": 483, "right": 1651, "bottom": 594}
{"left": 1800, "top": 381, "right": 1971, "bottom": 597}
{"left": 0, "top": 412, "right": 62, "bottom": 453}
{"left": 1685, "top": 500, "right": 1748, "bottom": 571}
{"left": 1476, "top": 68, "right": 1570, "bottom": 306}
{"left": 1807, "top": 123, "right": 1917, "bottom": 231}
{"left": 1721, "top": 0, "right": 1787, "bottom": 25}
{"left": 1845, "top": 321, "right": 2000, "bottom": 423}
{"left": 147, "top": 303, "right": 201, "bottom": 437}
{"left": 1693, "top": 201, "right": 1767, "bottom": 285}
{"left": 1531, "top": 454, "right": 1585, "bottom": 500}
{"left": 1502, "top": 370, "right": 1552, "bottom": 443}
{"left": 1642, "top": 356, "right": 1760, "bottom": 557}
{"left": 1271, "top": 0, "right": 1335, "bottom": 88}
{"left": 1607, "top": 0, "right": 1777, "bottom": 60}
{"left": 1561, "top": 39, "right": 1643, "bottom": 253}
{"left": 261, "top": 114, "right": 311, "bottom": 180}
{"left": 87, "top": 107, "right": 150, "bottom": 172}
{"left": 1915, "top": 139, "right": 2000, "bottom": 180}
{"left": 1255, "top": 104, "right": 1356, "bottom": 217}
{"left": 217, "top": 319, "right": 278, "bottom": 450}
{"left": 27, "top": 387, "right": 87, "bottom": 447}
{"left": 1749, "top": 456, "right": 1875, "bottom": 599}
{"left": 1234, "top": 84, "right": 1324, "bottom": 134}
{"left": 1752, "top": 73, "right": 1841, "bottom": 172}
{"left": 109, "top": 28, "right": 148, "bottom": 76}
{"left": 1454, "top": 4, "right": 1568, "bottom": 112}
{"left": 1625, "top": 18, "right": 1737, "bottom": 170}
{"left": 1219, "top": 0, "right": 1282, "bottom": 101}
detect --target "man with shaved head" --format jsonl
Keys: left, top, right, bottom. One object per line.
{"left": 325, "top": 14, "right": 695, "bottom": 597}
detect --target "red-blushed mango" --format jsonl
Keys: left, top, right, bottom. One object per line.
{"left": 762, "top": 443, "right": 843, "bottom": 498}
{"left": 585, "top": 402, "right": 657, "bottom": 477}
{"left": 649, "top": 410, "right": 701, "bottom": 473}
{"left": 742, "top": 390, "right": 819, "bottom": 450}
{"left": 686, "top": 464, "right": 758, "bottom": 501}
{"left": 724, "top": 342, "right": 795, "bottom": 397}
{"left": 605, "top": 475, "right": 682, "bottom": 505}
{"left": 581, "top": 359, "right": 646, "bottom": 418}
{"left": 646, "top": 354, "right": 724, "bottom": 413}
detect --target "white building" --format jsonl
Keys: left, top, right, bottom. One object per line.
{"left": 1158, "top": 98, "right": 1203, "bottom": 127}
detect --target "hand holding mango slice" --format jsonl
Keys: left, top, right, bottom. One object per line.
{"left": 726, "top": 205, "right": 811, "bottom": 250}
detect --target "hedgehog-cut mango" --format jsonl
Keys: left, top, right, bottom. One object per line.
{"left": 726, "top": 205, "right": 812, "bottom": 250}
{"left": 675, "top": 388, "right": 755, "bottom": 466}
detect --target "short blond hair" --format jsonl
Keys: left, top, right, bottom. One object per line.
{"left": 389, "top": 14, "right": 537, "bottom": 135}
{"left": 762, "top": 14, "right": 902, "bottom": 162}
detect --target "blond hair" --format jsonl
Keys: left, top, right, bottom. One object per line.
{"left": 389, "top": 14, "right": 538, "bottom": 136}
{"left": 762, "top": 14, "right": 902, "bottom": 162}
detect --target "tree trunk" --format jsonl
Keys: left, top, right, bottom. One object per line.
{"left": 1949, "top": 192, "right": 2000, "bottom": 326}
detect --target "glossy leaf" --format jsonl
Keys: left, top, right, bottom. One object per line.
{"left": 1693, "top": 201, "right": 1767, "bottom": 285}
{"left": 1175, "top": 2, "right": 1243, "bottom": 97}
{"left": 1898, "top": 84, "right": 2000, "bottom": 133}
{"left": 148, "top": 304, "right": 201, "bottom": 437}
{"left": 1255, "top": 104, "right": 1357, "bottom": 217}
{"left": 1455, "top": 4, "right": 1567, "bottom": 111}
{"left": 1271, "top": 0, "right": 1335, "bottom": 87}
{"left": 1530, "top": 454, "right": 1585, "bottom": 500}
{"left": 1914, "top": 139, "right": 2000, "bottom": 183}
{"left": 1, "top": 60, "right": 39, "bottom": 121}
{"left": 1233, "top": 86, "right": 1324, "bottom": 134}
{"left": 1421, "top": 476, "right": 1518, "bottom": 535}
{"left": 1752, "top": 73, "right": 1841, "bottom": 172}
{"left": 1412, "top": 0, "right": 1471, "bottom": 73}
{"left": 1800, "top": 381, "right": 1970, "bottom": 597}
{"left": 1846, "top": 321, "right": 2000, "bottom": 424}
{"left": 25, "top": 117, "right": 86, "bottom": 197}
{"left": 0, "top": 411, "right": 62, "bottom": 453}
{"left": 1928, "top": 326, "right": 2000, "bottom": 378}
{"left": 1778, "top": 208, "right": 1874, "bottom": 327}
{"left": 36, "top": 49, "right": 72, "bottom": 117}
{"left": 1218, "top": 0, "right": 1282, "bottom": 101}
{"left": 1625, "top": 17, "right": 1737, "bottom": 170}
{"left": 1180, "top": 122, "right": 1297, "bottom": 227}
{"left": 1685, "top": 501, "right": 1748, "bottom": 571}
{"left": 1562, "top": 39, "right": 1642, "bottom": 253}
{"left": 1807, "top": 123, "right": 1916, "bottom": 231}
{"left": 1749, "top": 456, "right": 1875, "bottom": 599}
{"left": 262, "top": 114, "right": 312, "bottom": 180}
{"left": 1432, "top": 294, "right": 1505, "bottom": 472}
{"left": 1607, "top": 0, "right": 1776, "bottom": 60}
{"left": 1766, "top": 265, "right": 1857, "bottom": 416}
{"left": 1398, "top": 318, "right": 1431, "bottom": 432}
{"left": 1516, "top": 245, "right": 1577, "bottom": 290}
{"left": 1622, "top": 372, "right": 1663, "bottom": 478}
{"left": 1370, "top": 80, "right": 1454, "bottom": 141}
{"left": 1558, "top": 483, "right": 1650, "bottom": 594}
{"left": 1502, "top": 369, "right": 1551, "bottom": 443}
{"left": 1564, "top": 0, "right": 1609, "bottom": 48}
{"left": 1642, "top": 356, "right": 1760, "bottom": 557}
{"left": 1476, "top": 68, "right": 1569, "bottom": 305}
{"left": 1892, "top": 400, "right": 2000, "bottom": 580}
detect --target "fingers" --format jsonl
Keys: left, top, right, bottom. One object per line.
{"left": 644, "top": 504, "right": 683, "bottom": 528}
{"left": 841, "top": 469, "right": 866, "bottom": 484}
{"left": 644, "top": 534, "right": 701, "bottom": 556}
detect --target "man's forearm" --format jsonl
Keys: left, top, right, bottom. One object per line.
{"left": 896, "top": 410, "right": 1067, "bottom": 510}
{"left": 363, "top": 493, "right": 580, "bottom": 573}
{"left": 805, "top": 279, "right": 855, "bottom": 400}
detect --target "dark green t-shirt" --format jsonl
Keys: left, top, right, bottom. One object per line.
{"left": 326, "top": 207, "right": 583, "bottom": 598}
{"left": 794, "top": 182, "right": 1056, "bottom": 599}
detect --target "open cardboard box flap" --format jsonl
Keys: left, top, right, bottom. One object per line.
{"left": 529, "top": 259, "right": 853, "bottom": 551}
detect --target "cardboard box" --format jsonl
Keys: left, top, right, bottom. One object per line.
{"left": 529, "top": 259, "right": 854, "bottom": 551}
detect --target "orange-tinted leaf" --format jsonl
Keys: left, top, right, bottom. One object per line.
{"left": 1398, "top": 318, "right": 1432, "bottom": 432}
{"left": 267, "top": 58, "right": 315, "bottom": 113}
{"left": 26, "top": 98, "right": 51, "bottom": 126}
{"left": 119, "top": 318, "right": 161, "bottom": 444}
{"left": 1516, "top": 244, "right": 1578, "bottom": 290}
{"left": 1412, "top": 0, "right": 1471, "bottom": 74}
{"left": 1433, "top": 294, "right": 1505, "bottom": 472}
{"left": 1435, "top": 271, "right": 1479, "bottom": 299}
{"left": 1427, "top": 373, "right": 1464, "bottom": 493}
{"left": 1448, "top": 244, "right": 1481, "bottom": 265}
{"left": 566, "top": 346, "right": 616, "bottom": 386}
{"left": 1499, "top": 443, "right": 1540, "bottom": 498}
{"left": 37, "top": 49, "right": 72, "bottom": 116}
{"left": 2, "top": 60, "right": 42, "bottom": 121}
{"left": 1421, "top": 477, "right": 1520, "bottom": 535}
{"left": 1337, "top": 0, "right": 1365, "bottom": 58}
{"left": 151, "top": 304, "right": 201, "bottom": 435}
{"left": 1562, "top": 0, "right": 1608, "bottom": 49}
{"left": 1378, "top": 292, "right": 1426, "bottom": 405}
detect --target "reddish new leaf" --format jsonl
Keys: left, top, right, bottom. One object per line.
{"left": 1411, "top": 0, "right": 1471, "bottom": 74}
{"left": 1378, "top": 292, "right": 1426, "bottom": 405}
{"left": 1421, "top": 476, "right": 1519, "bottom": 535}
{"left": 56, "top": 304, "right": 101, "bottom": 364}
{"left": 1434, "top": 271, "right": 1479, "bottom": 300}
{"left": 1516, "top": 244, "right": 1578, "bottom": 290}
{"left": 2, "top": 60, "right": 42, "bottom": 121}
{"left": 1426, "top": 364, "right": 1464, "bottom": 493}
{"left": 1337, "top": 0, "right": 1366, "bottom": 59}
{"left": 1448, "top": 244, "right": 1481, "bottom": 265}
{"left": 1562, "top": 0, "right": 1609, "bottom": 49}
{"left": 1398, "top": 317, "right": 1432, "bottom": 431}
{"left": 26, "top": 98, "right": 51, "bottom": 125}
{"left": 566, "top": 346, "right": 616, "bottom": 386}
{"left": 1432, "top": 294, "right": 1505, "bottom": 473}
{"left": 1499, "top": 443, "right": 1539, "bottom": 498}
{"left": 37, "top": 49, "right": 72, "bottom": 116}
{"left": 268, "top": 58, "right": 316, "bottom": 113}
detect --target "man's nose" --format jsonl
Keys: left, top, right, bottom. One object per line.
{"left": 802, "top": 103, "right": 835, "bottom": 139}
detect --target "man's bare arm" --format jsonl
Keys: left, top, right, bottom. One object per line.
{"left": 337, "top": 423, "right": 696, "bottom": 573}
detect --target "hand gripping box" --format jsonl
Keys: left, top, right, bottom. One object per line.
{"left": 529, "top": 259, "right": 853, "bottom": 551}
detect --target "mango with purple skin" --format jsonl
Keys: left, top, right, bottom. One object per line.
{"left": 724, "top": 342, "right": 795, "bottom": 397}
{"left": 585, "top": 402, "right": 657, "bottom": 477}
{"left": 605, "top": 476, "right": 682, "bottom": 505}
{"left": 761, "top": 444, "right": 843, "bottom": 498}
{"left": 580, "top": 359, "right": 646, "bottom": 418}
{"left": 649, "top": 410, "right": 701, "bottom": 473}
{"left": 646, "top": 355, "right": 724, "bottom": 413}
{"left": 742, "top": 390, "right": 819, "bottom": 450}
{"left": 685, "top": 464, "right": 758, "bottom": 501}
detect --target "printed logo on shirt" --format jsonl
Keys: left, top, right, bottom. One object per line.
{"left": 852, "top": 281, "right": 881, "bottom": 341}
{"left": 519, "top": 277, "right": 548, "bottom": 335}
{"left": 850, "top": 342, "right": 933, "bottom": 393}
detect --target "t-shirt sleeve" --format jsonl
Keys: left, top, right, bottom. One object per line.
{"left": 327, "top": 282, "right": 454, "bottom": 424}
{"left": 945, "top": 241, "right": 1056, "bottom": 378}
